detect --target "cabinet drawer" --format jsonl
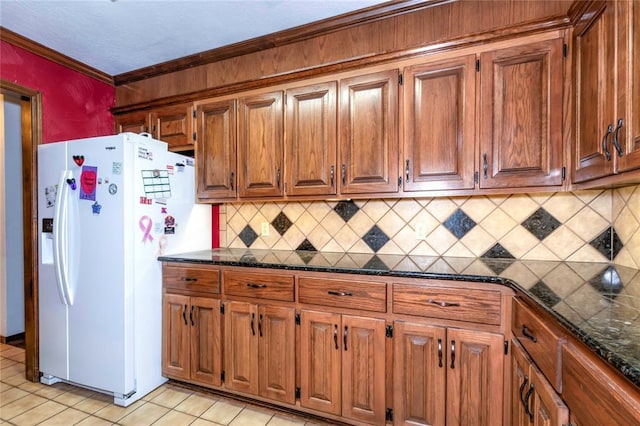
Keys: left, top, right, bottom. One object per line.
{"left": 298, "top": 277, "right": 386, "bottom": 312}
{"left": 392, "top": 283, "right": 501, "bottom": 325}
{"left": 562, "top": 343, "right": 640, "bottom": 425}
{"left": 223, "top": 270, "right": 294, "bottom": 301}
{"left": 163, "top": 264, "right": 220, "bottom": 293}
{"left": 512, "top": 297, "right": 564, "bottom": 392}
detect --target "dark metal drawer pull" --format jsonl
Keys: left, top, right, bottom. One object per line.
{"left": 328, "top": 290, "right": 353, "bottom": 297}
{"left": 247, "top": 283, "right": 267, "bottom": 289}
{"left": 450, "top": 340, "right": 456, "bottom": 369}
{"left": 334, "top": 324, "right": 339, "bottom": 350}
{"left": 343, "top": 325, "right": 348, "bottom": 351}
{"left": 428, "top": 299, "right": 460, "bottom": 307}
{"left": 524, "top": 383, "right": 535, "bottom": 422}
{"left": 250, "top": 313, "right": 255, "bottom": 336}
{"left": 180, "top": 277, "right": 197, "bottom": 282}
{"left": 190, "top": 305, "right": 194, "bottom": 326}
{"left": 519, "top": 375, "right": 529, "bottom": 405}
{"left": 437, "top": 338, "right": 443, "bottom": 368}
{"left": 521, "top": 325, "right": 537, "bottom": 342}
{"left": 602, "top": 124, "right": 613, "bottom": 161}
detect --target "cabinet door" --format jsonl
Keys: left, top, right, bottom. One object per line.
{"left": 342, "top": 315, "right": 386, "bottom": 424}
{"left": 403, "top": 55, "right": 476, "bottom": 192}
{"left": 258, "top": 305, "right": 296, "bottom": 404}
{"left": 195, "top": 99, "right": 237, "bottom": 200}
{"left": 190, "top": 297, "right": 222, "bottom": 387}
{"left": 150, "top": 103, "right": 193, "bottom": 150}
{"left": 285, "top": 82, "right": 337, "bottom": 196}
{"left": 616, "top": 0, "right": 640, "bottom": 173}
{"left": 573, "top": 2, "right": 617, "bottom": 182}
{"left": 300, "top": 310, "right": 342, "bottom": 416}
{"left": 339, "top": 70, "right": 399, "bottom": 194}
{"left": 511, "top": 339, "right": 533, "bottom": 426}
{"left": 446, "top": 329, "right": 504, "bottom": 426}
{"left": 115, "top": 111, "right": 149, "bottom": 134}
{"left": 238, "top": 91, "right": 284, "bottom": 197}
{"left": 393, "top": 321, "right": 446, "bottom": 426}
{"left": 480, "top": 38, "right": 564, "bottom": 188}
{"left": 162, "top": 294, "right": 190, "bottom": 380}
{"left": 530, "top": 365, "right": 568, "bottom": 426}
{"left": 224, "top": 301, "right": 258, "bottom": 395}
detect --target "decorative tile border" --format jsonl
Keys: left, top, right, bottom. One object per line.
{"left": 219, "top": 184, "right": 640, "bottom": 265}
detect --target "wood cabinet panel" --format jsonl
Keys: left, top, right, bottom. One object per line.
{"left": 238, "top": 91, "right": 284, "bottom": 197}
{"left": 162, "top": 293, "right": 190, "bottom": 380}
{"left": 223, "top": 270, "right": 294, "bottom": 301}
{"left": 480, "top": 38, "right": 564, "bottom": 188}
{"left": 285, "top": 82, "right": 337, "bottom": 196}
{"left": 163, "top": 264, "right": 220, "bottom": 293}
{"left": 258, "top": 305, "right": 296, "bottom": 404}
{"left": 190, "top": 297, "right": 222, "bottom": 386}
{"left": 298, "top": 276, "right": 386, "bottom": 312}
{"left": 224, "top": 301, "right": 259, "bottom": 395}
{"left": 393, "top": 321, "right": 446, "bottom": 426}
{"left": 341, "top": 315, "right": 386, "bottom": 425}
{"left": 446, "top": 328, "right": 504, "bottom": 426}
{"left": 339, "top": 69, "right": 399, "bottom": 194}
{"left": 150, "top": 103, "right": 193, "bottom": 150}
{"left": 403, "top": 55, "right": 476, "bottom": 192}
{"left": 300, "top": 310, "right": 342, "bottom": 416}
{"left": 511, "top": 339, "right": 532, "bottom": 426}
{"left": 195, "top": 99, "right": 237, "bottom": 200}
{"left": 393, "top": 283, "right": 502, "bottom": 325}
{"left": 115, "top": 110, "right": 149, "bottom": 134}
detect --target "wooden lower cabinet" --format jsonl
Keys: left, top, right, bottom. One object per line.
{"left": 300, "top": 310, "right": 386, "bottom": 424}
{"left": 511, "top": 339, "right": 568, "bottom": 426}
{"left": 394, "top": 322, "right": 504, "bottom": 426}
{"left": 224, "top": 301, "right": 296, "bottom": 404}
{"left": 162, "top": 294, "right": 222, "bottom": 387}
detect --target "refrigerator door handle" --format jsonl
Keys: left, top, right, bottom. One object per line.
{"left": 53, "top": 170, "right": 73, "bottom": 306}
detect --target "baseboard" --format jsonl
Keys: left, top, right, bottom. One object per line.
{"left": 0, "top": 332, "right": 25, "bottom": 344}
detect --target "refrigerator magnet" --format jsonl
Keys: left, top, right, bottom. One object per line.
{"left": 66, "top": 178, "right": 77, "bottom": 190}
{"left": 45, "top": 185, "right": 57, "bottom": 207}
{"left": 79, "top": 166, "right": 98, "bottom": 201}
{"left": 139, "top": 216, "right": 154, "bottom": 243}
{"left": 91, "top": 201, "right": 102, "bottom": 215}
{"left": 72, "top": 155, "right": 84, "bottom": 166}
{"left": 164, "top": 215, "right": 176, "bottom": 234}
{"left": 108, "top": 184, "right": 118, "bottom": 195}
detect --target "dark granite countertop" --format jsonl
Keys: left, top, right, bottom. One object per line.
{"left": 159, "top": 248, "right": 640, "bottom": 387}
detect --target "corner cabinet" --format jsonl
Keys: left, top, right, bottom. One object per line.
{"left": 573, "top": 0, "right": 640, "bottom": 183}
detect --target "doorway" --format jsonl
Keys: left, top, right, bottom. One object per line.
{"left": 1, "top": 80, "right": 41, "bottom": 382}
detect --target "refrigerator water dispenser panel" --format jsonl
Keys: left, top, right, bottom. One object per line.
{"left": 41, "top": 218, "right": 54, "bottom": 265}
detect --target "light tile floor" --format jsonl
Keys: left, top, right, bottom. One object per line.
{"left": 0, "top": 344, "right": 335, "bottom": 426}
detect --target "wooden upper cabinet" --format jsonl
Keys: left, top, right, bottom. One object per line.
{"left": 195, "top": 99, "right": 237, "bottom": 200}
{"left": 574, "top": 1, "right": 640, "bottom": 182}
{"left": 479, "top": 38, "right": 564, "bottom": 188}
{"left": 403, "top": 55, "right": 476, "bottom": 192}
{"left": 339, "top": 69, "right": 399, "bottom": 194}
{"left": 150, "top": 103, "right": 194, "bottom": 151}
{"left": 285, "top": 81, "right": 337, "bottom": 196}
{"left": 238, "top": 91, "right": 284, "bottom": 198}
{"left": 115, "top": 110, "right": 149, "bottom": 135}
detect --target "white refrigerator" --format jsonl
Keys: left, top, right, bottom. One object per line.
{"left": 37, "top": 133, "right": 211, "bottom": 406}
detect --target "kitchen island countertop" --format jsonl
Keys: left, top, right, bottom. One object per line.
{"left": 159, "top": 248, "right": 640, "bottom": 387}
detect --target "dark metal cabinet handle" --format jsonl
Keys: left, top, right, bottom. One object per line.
{"left": 613, "top": 118, "right": 624, "bottom": 157}
{"left": 450, "top": 340, "right": 456, "bottom": 369}
{"left": 334, "top": 324, "right": 339, "bottom": 350}
{"left": 247, "top": 283, "right": 267, "bottom": 289}
{"left": 437, "top": 338, "right": 443, "bottom": 368}
{"left": 258, "top": 314, "right": 263, "bottom": 337}
{"left": 343, "top": 325, "right": 348, "bottom": 351}
{"left": 250, "top": 313, "right": 255, "bottom": 336}
{"left": 428, "top": 299, "right": 461, "bottom": 307}
{"left": 180, "top": 277, "right": 197, "bottom": 282}
{"left": 522, "top": 325, "right": 537, "bottom": 342}
{"left": 182, "top": 304, "right": 188, "bottom": 325}
{"left": 330, "top": 165, "right": 335, "bottom": 187}
{"left": 328, "top": 290, "right": 352, "bottom": 297}
{"left": 524, "top": 383, "right": 535, "bottom": 422}
{"left": 276, "top": 168, "right": 281, "bottom": 188}
{"left": 519, "top": 375, "right": 529, "bottom": 405}
{"left": 483, "top": 153, "right": 488, "bottom": 179}
{"left": 341, "top": 164, "right": 346, "bottom": 186}
{"left": 602, "top": 124, "right": 613, "bottom": 161}
{"left": 230, "top": 171, "right": 235, "bottom": 190}
{"left": 405, "top": 159, "right": 410, "bottom": 182}
{"left": 190, "top": 305, "right": 194, "bottom": 326}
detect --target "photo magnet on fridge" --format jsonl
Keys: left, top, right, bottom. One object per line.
{"left": 79, "top": 166, "right": 98, "bottom": 201}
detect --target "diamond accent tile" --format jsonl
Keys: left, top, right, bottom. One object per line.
{"left": 443, "top": 208, "right": 476, "bottom": 239}
{"left": 590, "top": 227, "right": 624, "bottom": 260}
{"left": 296, "top": 239, "right": 317, "bottom": 252}
{"left": 363, "top": 255, "right": 390, "bottom": 270}
{"left": 588, "top": 266, "right": 623, "bottom": 300}
{"left": 522, "top": 208, "right": 561, "bottom": 241}
{"left": 362, "top": 225, "right": 390, "bottom": 253}
{"left": 238, "top": 225, "right": 258, "bottom": 247}
{"left": 482, "top": 243, "right": 515, "bottom": 259}
{"left": 334, "top": 199, "right": 360, "bottom": 222}
{"left": 530, "top": 281, "right": 561, "bottom": 306}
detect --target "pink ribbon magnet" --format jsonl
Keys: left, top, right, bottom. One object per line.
{"left": 139, "top": 216, "right": 154, "bottom": 243}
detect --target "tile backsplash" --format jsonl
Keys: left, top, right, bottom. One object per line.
{"left": 220, "top": 184, "right": 640, "bottom": 268}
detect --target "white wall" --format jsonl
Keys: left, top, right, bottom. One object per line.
{"left": 1, "top": 97, "right": 25, "bottom": 337}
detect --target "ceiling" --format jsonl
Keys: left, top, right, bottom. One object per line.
{"left": 0, "top": 0, "right": 386, "bottom": 76}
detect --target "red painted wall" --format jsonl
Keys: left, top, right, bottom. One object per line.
{"left": 1, "top": 41, "right": 115, "bottom": 143}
